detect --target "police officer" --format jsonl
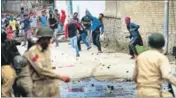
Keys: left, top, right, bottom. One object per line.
{"left": 1, "top": 31, "right": 20, "bottom": 97}
{"left": 24, "top": 27, "right": 70, "bottom": 97}
{"left": 133, "top": 33, "right": 176, "bottom": 97}
{"left": 12, "top": 37, "right": 38, "bottom": 97}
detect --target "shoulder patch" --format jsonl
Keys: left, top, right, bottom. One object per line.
{"left": 32, "top": 54, "right": 39, "bottom": 62}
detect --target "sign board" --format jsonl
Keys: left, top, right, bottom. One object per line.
{"left": 60, "top": 77, "right": 136, "bottom": 97}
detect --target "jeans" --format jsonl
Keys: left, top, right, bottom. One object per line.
{"left": 58, "top": 23, "right": 64, "bottom": 33}
{"left": 86, "top": 28, "right": 92, "bottom": 44}
{"left": 92, "top": 30, "right": 102, "bottom": 51}
{"left": 77, "top": 32, "right": 90, "bottom": 50}
{"left": 53, "top": 29, "right": 59, "bottom": 46}
{"left": 70, "top": 36, "right": 79, "bottom": 56}
{"left": 24, "top": 29, "right": 31, "bottom": 45}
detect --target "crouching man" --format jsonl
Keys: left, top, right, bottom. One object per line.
{"left": 24, "top": 27, "right": 70, "bottom": 97}
{"left": 133, "top": 33, "right": 176, "bottom": 97}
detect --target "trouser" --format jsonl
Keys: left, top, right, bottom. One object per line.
{"left": 24, "top": 29, "right": 32, "bottom": 45}
{"left": 13, "top": 30, "right": 17, "bottom": 38}
{"left": 13, "top": 77, "right": 33, "bottom": 97}
{"left": 77, "top": 32, "right": 90, "bottom": 51}
{"left": 53, "top": 28, "right": 59, "bottom": 46}
{"left": 1, "top": 65, "right": 16, "bottom": 97}
{"left": 87, "top": 29, "right": 92, "bottom": 44}
{"left": 32, "top": 79, "right": 59, "bottom": 97}
{"left": 129, "top": 40, "right": 140, "bottom": 56}
{"left": 16, "top": 29, "right": 19, "bottom": 37}
{"left": 92, "top": 30, "right": 102, "bottom": 51}
{"left": 70, "top": 36, "right": 79, "bottom": 56}
{"left": 58, "top": 23, "right": 64, "bottom": 33}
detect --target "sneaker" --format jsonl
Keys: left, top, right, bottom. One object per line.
{"left": 87, "top": 46, "right": 92, "bottom": 50}
{"left": 130, "top": 55, "right": 135, "bottom": 59}
{"left": 76, "top": 54, "right": 80, "bottom": 57}
{"left": 98, "top": 51, "right": 103, "bottom": 53}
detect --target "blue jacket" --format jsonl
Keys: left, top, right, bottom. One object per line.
{"left": 87, "top": 10, "right": 104, "bottom": 33}
{"left": 127, "top": 22, "right": 140, "bottom": 42}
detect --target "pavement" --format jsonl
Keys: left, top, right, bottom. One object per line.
{"left": 16, "top": 41, "right": 176, "bottom": 97}
{"left": 17, "top": 42, "right": 136, "bottom": 82}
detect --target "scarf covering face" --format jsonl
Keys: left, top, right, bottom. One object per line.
{"left": 125, "top": 16, "right": 131, "bottom": 25}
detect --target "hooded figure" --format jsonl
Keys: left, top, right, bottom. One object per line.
{"left": 125, "top": 16, "right": 143, "bottom": 59}
{"left": 58, "top": 10, "right": 66, "bottom": 33}
{"left": 60, "top": 10, "right": 66, "bottom": 24}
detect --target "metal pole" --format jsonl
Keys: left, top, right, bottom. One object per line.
{"left": 67, "top": 0, "right": 73, "bottom": 18}
{"left": 164, "top": 0, "right": 169, "bottom": 54}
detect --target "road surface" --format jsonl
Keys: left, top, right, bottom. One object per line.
{"left": 17, "top": 42, "right": 136, "bottom": 82}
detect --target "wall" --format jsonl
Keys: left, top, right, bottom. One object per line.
{"left": 104, "top": 0, "right": 176, "bottom": 53}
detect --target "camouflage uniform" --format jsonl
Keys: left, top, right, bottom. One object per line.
{"left": 24, "top": 27, "right": 60, "bottom": 97}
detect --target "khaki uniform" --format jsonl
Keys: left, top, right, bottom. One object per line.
{"left": 14, "top": 65, "right": 33, "bottom": 97}
{"left": 24, "top": 45, "right": 60, "bottom": 97}
{"left": 133, "top": 50, "right": 176, "bottom": 97}
{"left": 1, "top": 65, "right": 16, "bottom": 97}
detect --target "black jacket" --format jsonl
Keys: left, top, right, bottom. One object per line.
{"left": 1, "top": 40, "right": 21, "bottom": 66}
{"left": 68, "top": 23, "right": 78, "bottom": 38}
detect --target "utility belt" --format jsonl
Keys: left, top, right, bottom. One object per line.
{"left": 33, "top": 78, "right": 54, "bottom": 83}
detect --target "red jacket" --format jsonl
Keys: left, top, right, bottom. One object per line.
{"left": 60, "top": 10, "right": 66, "bottom": 24}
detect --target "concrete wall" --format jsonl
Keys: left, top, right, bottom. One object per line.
{"left": 104, "top": 0, "right": 176, "bottom": 53}
{"left": 5, "top": 1, "right": 21, "bottom": 13}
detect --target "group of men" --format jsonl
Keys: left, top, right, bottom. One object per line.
{"left": 65, "top": 10, "right": 104, "bottom": 57}
{"left": 1, "top": 7, "right": 176, "bottom": 98}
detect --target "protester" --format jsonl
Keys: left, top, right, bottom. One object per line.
{"left": 24, "top": 27, "right": 70, "bottom": 97}
{"left": 22, "top": 14, "right": 31, "bottom": 46}
{"left": 54, "top": 9, "right": 61, "bottom": 33}
{"left": 81, "top": 11, "right": 92, "bottom": 43}
{"left": 65, "top": 18, "right": 81, "bottom": 57}
{"left": 59, "top": 10, "right": 66, "bottom": 33}
{"left": 9, "top": 15, "right": 18, "bottom": 37}
{"left": 76, "top": 20, "right": 91, "bottom": 51}
{"left": 12, "top": 37, "right": 38, "bottom": 97}
{"left": 48, "top": 9, "right": 59, "bottom": 47}
{"left": 86, "top": 10, "right": 104, "bottom": 53}
{"left": 30, "top": 12, "right": 38, "bottom": 36}
{"left": 73, "top": 12, "right": 79, "bottom": 21}
{"left": 125, "top": 16, "right": 143, "bottom": 59}
{"left": 38, "top": 10, "right": 48, "bottom": 27}
{"left": 133, "top": 33, "right": 176, "bottom": 97}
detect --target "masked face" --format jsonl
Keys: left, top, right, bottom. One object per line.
{"left": 125, "top": 17, "right": 131, "bottom": 25}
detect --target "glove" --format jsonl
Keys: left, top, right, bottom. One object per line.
{"left": 60, "top": 76, "right": 70, "bottom": 83}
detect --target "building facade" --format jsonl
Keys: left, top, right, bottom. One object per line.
{"left": 103, "top": 0, "right": 176, "bottom": 53}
